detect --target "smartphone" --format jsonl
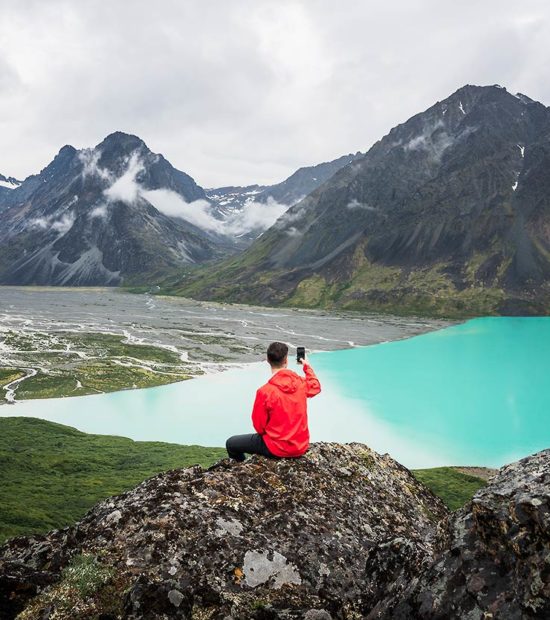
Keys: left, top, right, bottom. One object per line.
{"left": 296, "top": 346, "right": 306, "bottom": 363}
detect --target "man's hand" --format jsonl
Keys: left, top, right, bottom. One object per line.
{"left": 298, "top": 355, "right": 307, "bottom": 366}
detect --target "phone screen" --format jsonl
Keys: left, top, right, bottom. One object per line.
{"left": 297, "top": 346, "right": 305, "bottom": 362}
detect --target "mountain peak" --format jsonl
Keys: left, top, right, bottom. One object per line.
{"left": 97, "top": 131, "right": 148, "bottom": 154}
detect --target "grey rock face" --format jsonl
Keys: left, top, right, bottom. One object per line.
{"left": 0, "top": 132, "right": 223, "bottom": 286}
{"left": 0, "top": 443, "right": 447, "bottom": 618}
{"left": 183, "top": 85, "right": 550, "bottom": 315}
{"left": 376, "top": 448, "right": 550, "bottom": 619}
{"left": 206, "top": 153, "right": 363, "bottom": 215}
{"left": 1, "top": 443, "right": 548, "bottom": 619}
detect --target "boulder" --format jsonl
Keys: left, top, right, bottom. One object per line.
{"left": 376, "top": 448, "right": 550, "bottom": 619}
{"left": 2, "top": 443, "right": 548, "bottom": 619}
{"left": 0, "top": 443, "right": 446, "bottom": 619}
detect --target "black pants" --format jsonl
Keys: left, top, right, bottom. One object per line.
{"left": 226, "top": 433, "right": 275, "bottom": 462}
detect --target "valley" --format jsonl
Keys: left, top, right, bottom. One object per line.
{"left": 0, "top": 286, "right": 449, "bottom": 402}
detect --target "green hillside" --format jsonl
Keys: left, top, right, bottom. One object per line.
{"left": 0, "top": 417, "right": 225, "bottom": 542}
{"left": 0, "top": 417, "right": 487, "bottom": 544}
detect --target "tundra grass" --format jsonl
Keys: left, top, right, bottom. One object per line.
{"left": 412, "top": 466, "right": 488, "bottom": 511}
{"left": 0, "top": 417, "right": 226, "bottom": 543}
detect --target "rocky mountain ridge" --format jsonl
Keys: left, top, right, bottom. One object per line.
{"left": 0, "top": 134, "right": 360, "bottom": 285}
{"left": 0, "top": 174, "right": 21, "bottom": 194}
{"left": 169, "top": 85, "right": 550, "bottom": 316}
{"left": 206, "top": 152, "right": 363, "bottom": 214}
{"left": 0, "top": 132, "right": 224, "bottom": 286}
{"left": 1, "top": 442, "right": 548, "bottom": 619}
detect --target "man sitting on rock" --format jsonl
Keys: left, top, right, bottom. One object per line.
{"left": 226, "top": 341, "right": 321, "bottom": 461}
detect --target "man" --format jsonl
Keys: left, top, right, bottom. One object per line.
{"left": 226, "top": 341, "right": 321, "bottom": 461}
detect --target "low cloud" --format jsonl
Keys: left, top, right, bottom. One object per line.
{"left": 103, "top": 152, "right": 144, "bottom": 203}
{"left": 403, "top": 120, "right": 455, "bottom": 158}
{"left": 90, "top": 203, "right": 108, "bottom": 218}
{"left": 346, "top": 199, "right": 377, "bottom": 210}
{"left": 286, "top": 226, "right": 303, "bottom": 238}
{"left": 225, "top": 197, "right": 289, "bottom": 235}
{"left": 28, "top": 217, "right": 50, "bottom": 229}
{"left": 143, "top": 188, "right": 291, "bottom": 237}
{"left": 51, "top": 213, "right": 75, "bottom": 233}
{"left": 275, "top": 202, "right": 308, "bottom": 228}
{"left": 82, "top": 148, "right": 292, "bottom": 237}
{"left": 28, "top": 212, "right": 75, "bottom": 233}
{"left": 142, "top": 189, "right": 221, "bottom": 232}
{"left": 79, "top": 149, "right": 111, "bottom": 181}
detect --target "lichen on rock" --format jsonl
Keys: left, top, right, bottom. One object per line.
{"left": 0, "top": 443, "right": 446, "bottom": 618}
{"left": 1, "top": 443, "right": 549, "bottom": 619}
{"left": 373, "top": 448, "right": 550, "bottom": 619}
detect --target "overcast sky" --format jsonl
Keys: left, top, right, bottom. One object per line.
{"left": 1, "top": 0, "right": 549, "bottom": 187}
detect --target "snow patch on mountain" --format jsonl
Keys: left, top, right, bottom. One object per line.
{"left": 0, "top": 179, "right": 19, "bottom": 190}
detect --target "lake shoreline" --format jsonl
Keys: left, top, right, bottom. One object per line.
{"left": 1, "top": 286, "right": 454, "bottom": 404}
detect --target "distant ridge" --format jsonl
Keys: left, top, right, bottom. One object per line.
{"left": 168, "top": 84, "right": 550, "bottom": 317}
{"left": 0, "top": 134, "right": 362, "bottom": 285}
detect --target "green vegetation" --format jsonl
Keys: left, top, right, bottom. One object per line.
{"left": 0, "top": 368, "right": 25, "bottom": 385}
{"left": 0, "top": 417, "right": 488, "bottom": 544}
{"left": 18, "top": 553, "right": 125, "bottom": 619}
{"left": 157, "top": 235, "right": 550, "bottom": 318}
{"left": 282, "top": 252, "right": 509, "bottom": 318}
{"left": 0, "top": 330, "right": 201, "bottom": 401}
{"left": 0, "top": 417, "right": 225, "bottom": 543}
{"left": 15, "top": 362, "right": 192, "bottom": 400}
{"left": 412, "top": 467, "right": 488, "bottom": 511}
{"left": 61, "top": 554, "right": 116, "bottom": 598}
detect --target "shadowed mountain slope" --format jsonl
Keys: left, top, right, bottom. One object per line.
{"left": 167, "top": 85, "right": 550, "bottom": 317}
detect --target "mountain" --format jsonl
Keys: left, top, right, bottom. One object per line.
{"left": 1, "top": 442, "right": 548, "bottom": 618}
{"left": 0, "top": 137, "right": 362, "bottom": 284}
{"left": 0, "top": 132, "right": 227, "bottom": 286}
{"left": 206, "top": 152, "right": 363, "bottom": 213}
{"left": 256, "top": 152, "right": 365, "bottom": 205}
{"left": 203, "top": 153, "right": 363, "bottom": 248}
{"left": 0, "top": 174, "right": 21, "bottom": 198}
{"left": 168, "top": 85, "right": 550, "bottom": 316}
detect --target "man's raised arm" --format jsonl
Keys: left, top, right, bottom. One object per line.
{"left": 301, "top": 359, "right": 321, "bottom": 397}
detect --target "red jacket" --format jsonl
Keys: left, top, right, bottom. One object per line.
{"left": 251, "top": 363, "right": 321, "bottom": 457}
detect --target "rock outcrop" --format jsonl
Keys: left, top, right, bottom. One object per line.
{"left": 377, "top": 448, "right": 550, "bottom": 619}
{"left": 0, "top": 443, "right": 549, "bottom": 619}
{"left": 0, "top": 443, "right": 446, "bottom": 619}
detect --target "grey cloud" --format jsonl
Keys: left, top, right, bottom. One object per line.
{"left": 0, "top": 1, "right": 549, "bottom": 188}
{"left": 80, "top": 148, "right": 293, "bottom": 235}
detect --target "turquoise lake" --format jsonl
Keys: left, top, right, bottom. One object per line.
{"left": 2, "top": 317, "right": 549, "bottom": 468}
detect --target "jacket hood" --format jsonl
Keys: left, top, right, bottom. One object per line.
{"left": 268, "top": 369, "right": 301, "bottom": 394}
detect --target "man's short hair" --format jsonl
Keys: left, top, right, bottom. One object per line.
{"left": 267, "top": 341, "right": 288, "bottom": 367}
